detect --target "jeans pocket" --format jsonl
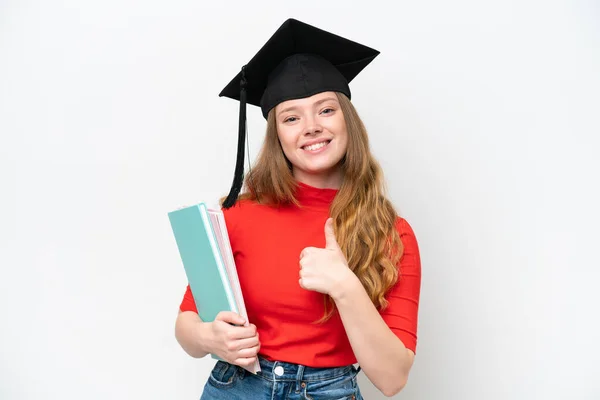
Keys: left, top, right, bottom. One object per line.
{"left": 303, "top": 373, "right": 358, "bottom": 400}
{"left": 208, "top": 361, "right": 239, "bottom": 388}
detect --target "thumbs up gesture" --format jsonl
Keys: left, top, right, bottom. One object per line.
{"left": 299, "top": 218, "right": 356, "bottom": 299}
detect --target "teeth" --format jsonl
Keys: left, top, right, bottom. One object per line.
{"left": 304, "top": 141, "right": 328, "bottom": 151}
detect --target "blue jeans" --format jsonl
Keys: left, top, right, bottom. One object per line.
{"left": 200, "top": 356, "right": 363, "bottom": 399}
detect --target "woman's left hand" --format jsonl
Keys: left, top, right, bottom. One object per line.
{"left": 299, "top": 218, "right": 356, "bottom": 298}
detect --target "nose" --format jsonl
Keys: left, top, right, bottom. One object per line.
{"left": 303, "top": 115, "right": 323, "bottom": 136}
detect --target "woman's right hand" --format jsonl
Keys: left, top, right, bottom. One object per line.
{"left": 208, "top": 311, "right": 260, "bottom": 368}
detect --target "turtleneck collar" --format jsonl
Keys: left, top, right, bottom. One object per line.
{"left": 293, "top": 181, "right": 339, "bottom": 210}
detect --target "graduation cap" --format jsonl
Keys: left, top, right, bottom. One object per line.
{"left": 219, "top": 18, "right": 380, "bottom": 208}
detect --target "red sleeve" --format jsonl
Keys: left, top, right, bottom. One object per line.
{"left": 179, "top": 284, "right": 198, "bottom": 313}
{"left": 380, "top": 217, "right": 422, "bottom": 354}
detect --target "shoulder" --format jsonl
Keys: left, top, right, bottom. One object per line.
{"left": 221, "top": 198, "right": 255, "bottom": 217}
{"left": 218, "top": 200, "right": 252, "bottom": 245}
{"left": 395, "top": 217, "right": 418, "bottom": 243}
{"left": 395, "top": 216, "right": 416, "bottom": 235}
{"left": 222, "top": 198, "right": 254, "bottom": 226}
{"left": 394, "top": 217, "right": 421, "bottom": 264}
{"left": 221, "top": 198, "right": 274, "bottom": 236}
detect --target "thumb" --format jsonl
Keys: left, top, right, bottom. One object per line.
{"left": 324, "top": 218, "right": 340, "bottom": 250}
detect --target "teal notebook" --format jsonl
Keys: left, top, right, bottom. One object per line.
{"left": 168, "top": 203, "right": 260, "bottom": 373}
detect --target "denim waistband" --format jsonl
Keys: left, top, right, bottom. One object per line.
{"left": 256, "top": 356, "right": 359, "bottom": 382}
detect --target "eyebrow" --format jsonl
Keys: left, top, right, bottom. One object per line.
{"left": 277, "top": 97, "right": 339, "bottom": 117}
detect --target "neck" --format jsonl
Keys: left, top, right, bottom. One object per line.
{"left": 293, "top": 168, "right": 343, "bottom": 190}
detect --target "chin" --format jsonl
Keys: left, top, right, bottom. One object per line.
{"left": 300, "top": 163, "right": 342, "bottom": 176}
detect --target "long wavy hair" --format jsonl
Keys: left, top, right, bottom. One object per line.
{"left": 223, "top": 92, "right": 403, "bottom": 322}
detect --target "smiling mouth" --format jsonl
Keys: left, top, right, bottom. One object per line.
{"left": 302, "top": 140, "right": 331, "bottom": 152}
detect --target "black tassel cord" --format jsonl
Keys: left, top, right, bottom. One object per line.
{"left": 222, "top": 66, "right": 248, "bottom": 209}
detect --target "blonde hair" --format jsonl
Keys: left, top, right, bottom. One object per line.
{"left": 222, "top": 92, "right": 403, "bottom": 322}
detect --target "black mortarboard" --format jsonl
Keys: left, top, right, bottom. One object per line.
{"left": 219, "top": 18, "right": 380, "bottom": 208}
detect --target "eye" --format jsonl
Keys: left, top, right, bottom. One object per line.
{"left": 320, "top": 108, "right": 335, "bottom": 115}
{"left": 283, "top": 116, "right": 298, "bottom": 123}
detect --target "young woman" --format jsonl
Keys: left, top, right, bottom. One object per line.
{"left": 175, "top": 19, "right": 421, "bottom": 399}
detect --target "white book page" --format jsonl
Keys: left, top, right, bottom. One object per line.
{"left": 207, "top": 208, "right": 261, "bottom": 374}
{"left": 207, "top": 210, "right": 246, "bottom": 321}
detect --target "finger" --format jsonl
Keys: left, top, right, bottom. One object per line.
{"left": 236, "top": 343, "right": 260, "bottom": 359}
{"left": 299, "top": 257, "right": 307, "bottom": 269}
{"left": 215, "top": 311, "right": 246, "bottom": 326}
{"left": 226, "top": 324, "right": 258, "bottom": 340}
{"left": 299, "top": 277, "right": 306, "bottom": 289}
{"left": 234, "top": 356, "right": 258, "bottom": 368}
{"left": 324, "top": 218, "right": 339, "bottom": 250}
{"left": 300, "top": 247, "right": 318, "bottom": 259}
{"left": 227, "top": 334, "right": 260, "bottom": 351}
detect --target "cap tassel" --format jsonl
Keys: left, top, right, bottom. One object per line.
{"left": 222, "top": 66, "right": 248, "bottom": 209}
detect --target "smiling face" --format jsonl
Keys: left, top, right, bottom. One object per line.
{"left": 274, "top": 91, "right": 349, "bottom": 189}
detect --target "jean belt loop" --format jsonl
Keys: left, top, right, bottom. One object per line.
{"left": 296, "top": 364, "right": 306, "bottom": 391}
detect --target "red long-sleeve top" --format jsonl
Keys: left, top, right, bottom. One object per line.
{"left": 179, "top": 182, "right": 421, "bottom": 367}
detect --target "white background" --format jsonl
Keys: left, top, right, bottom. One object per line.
{"left": 1, "top": 1, "right": 599, "bottom": 399}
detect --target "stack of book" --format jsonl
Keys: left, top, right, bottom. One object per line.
{"left": 168, "top": 203, "right": 260, "bottom": 374}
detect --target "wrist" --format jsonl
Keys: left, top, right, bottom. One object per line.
{"left": 330, "top": 270, "right": 361, "bottom": 302}
{"left": 195, "top": 320, "right": 215, "bottom": 357}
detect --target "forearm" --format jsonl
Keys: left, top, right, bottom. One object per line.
{"left": 332, "top": 276, "right": 413, "bottom": 397}
{"left": 175, "top": 311, "right": 213, "bottom": 358}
